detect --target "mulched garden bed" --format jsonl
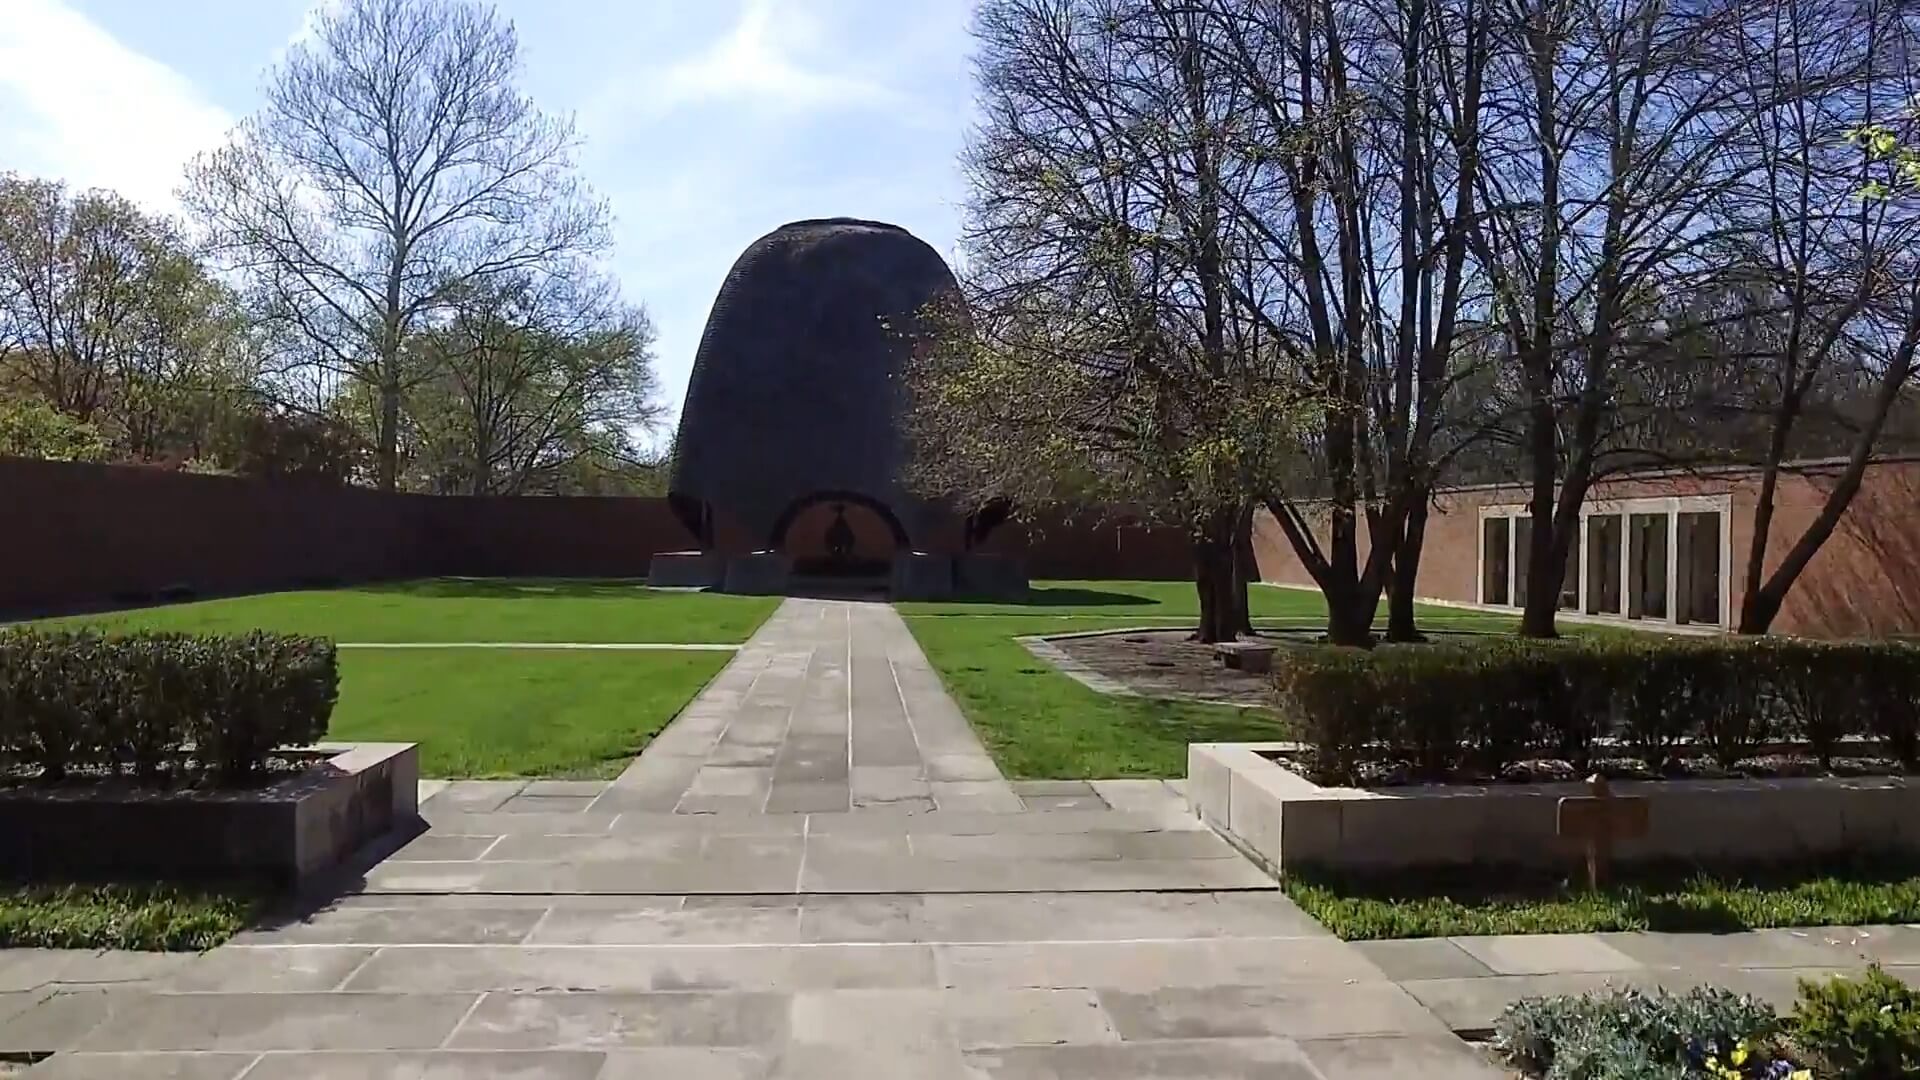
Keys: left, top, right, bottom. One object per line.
{"left": 1048, "top": 628, "right": 1280, "bottom": 707}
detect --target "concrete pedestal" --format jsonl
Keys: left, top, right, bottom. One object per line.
{"left": 890, "top": 552, "right": 955, "bottom": 600}
{"left": 648, "top": 551, "right": 723, "bottom": 589}
{"left": 723, "top": 552, "right": 793, "bottom": 595}
{"left": 956, "top": 553, "right": 1029, "bottom": 600}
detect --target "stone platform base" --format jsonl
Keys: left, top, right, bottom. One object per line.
{"left": 0, "top": 742, "right": 418, "bottom": 885}
{"left": 890, "top": 552, "right": 954, "bottom": 600}
{"left": 648, "top": 551, "right": 722, "bottom": 589}
{"left": 723, "top": 552, "right": 794, "bottom": 595}
{"left": 1189, "top": 741, "right": 1920, "bottom": 874}
{"left": 957, "top": 553, "right": 1029, "bottom": 599}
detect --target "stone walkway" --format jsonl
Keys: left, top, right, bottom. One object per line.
{"left": 3, "top": 598, "right": 1902, "bottom": 1077}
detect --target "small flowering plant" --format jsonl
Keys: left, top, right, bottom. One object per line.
{"left": 1696, "top": 1037, "right": 1811, "bottom": 1080}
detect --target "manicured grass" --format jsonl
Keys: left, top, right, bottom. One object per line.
{"left": 26, "top": 578, "right": 780, "bottom": 645}
{"left": 1288, "top": 861, "right": 1920, "bottom": 940}
{"left": 0, "top": 883, "right": 262, "bottom": 951}
{"left": 331, "top": 650, "right": 731, "bottom": 778}
{"left": 898, "top": 581, "right": 1520, "bottom": 779}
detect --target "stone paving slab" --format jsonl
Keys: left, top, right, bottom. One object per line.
{"left": 72, "top": 992, "right": 481, "bottom": 1052}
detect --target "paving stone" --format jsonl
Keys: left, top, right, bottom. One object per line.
{"left": 964, "top": 1037, "right": 1323, "bottom": 1079}
{"left": 799, "top": 895, "right": 925, "bottom": 943}
{"left": 390, "top": 835, "right": 499, "bottom": 861}
{"left": 769, "top": 1044, "right": 986, "bottom": 1080}
{"left": 521, "top": 780, "right": 613, "bottom": 798}
{"left": 1400, "top": 972, "right": 1668, "bottom": 1031}
{"left": 497, "top": 794, "right": 599, "bottom": 814}
{"left": 239, "top": 1050, "right": 608, "bottom": 1079}
{"left": 236, "top": 905, "right": 551, "bottom": 946}
{"left": 343, "top": 944, "right": 937, "bottom": 993}
{"left": 421, "top": 812, "right": 616, "bottom": 836}
{"left": 21, "top": 1052, "right": 257, "bottom": 1079}
{"left": 432, "top": 781, "right": 526, "bottom": 813}
{"left": 527, "top": 903, "right": 803, "bottom": 946}
{"left": 764, "top": 782, "right": 849, "bottom": 814}
{"left": 929, "top": 781, "right": 1025, "bottom": 813}
{"left": 1597, "top": 928, "right": 1866, "bottom": 970}
{"left": 446, "top": 991, "right": 790, "bottom": 1049}
{"left": 801, "top": 853, "right": 1273, "bottom": 893}
{"left": 1096, "top": 983, "right": 1446, "bottom": 1040}
{"left": 1010, "top": 781, "right": 1096, "bottom": 798}
{"left": 689, "top": 767, "right": 775, "bottom": 799}
{"left": 610, "top": 814, "right": 806, "bottom": 836}
{"left": 35, "top": 952, "right": 200, "bottom": 990}
{"left": 1299, "top": 1034, "right": 1506, "bottom": 1079}
{"left": 159, "top": 947, "right": 375, "bottom": 992}
{"left": 925, "top": 755, "right": 1005, "bottom": 783}
{"left": 1019, "top": 794, "right": 1111, "bottom": 812}
{"left": 479, "top": 833, "right": 699, "bottom": 861}
{"left": 73, "top": 993, "right": 479, "bottom": 1052}
{"left": 0, "top": 990, "right": 140, "bottom": 1052}
{"left": 915, "top": 892, "right": 1327, "bottom": 943}
{"left": 416, "top": 779, "right": 452, "bottom": 805}
{"left": 805, "top": 810, "right": 1203, "bottom": 836}
{"left": 788, "top": 989, "right": 1116, "bottom": 1050}
{"left": 938, "top": 939, "right": 1384, "bottom": 991}
{"left": 593, "top": 1048, "right": 776, "bottom": 1079}
{"left": 1350, "top": 939, "right": 1497, "bottom": 982}
{"left": 0, "top": 952, "right": 77, "bottom": 993}
{"left": 1450, "top": 934, "right": 1645, "bottom": 976}
{"left": 907, "top": 830, "right": 1237, "bottom": 862}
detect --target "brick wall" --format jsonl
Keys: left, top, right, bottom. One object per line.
{"left": 2, "top": 459, "right": 1199, "bottom": 613}
{"left": 1250, "top": 461, "right": 1920, "bottom": 638}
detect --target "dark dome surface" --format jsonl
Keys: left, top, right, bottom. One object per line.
{"left": 670, "top": 218, "right": 960, "bottom": 550}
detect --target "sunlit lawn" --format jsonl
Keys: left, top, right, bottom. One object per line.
{"left": 16, "top": 578, "right": 775, "bottom": 778}
{"left": 897, "top": 580, "right": 1519, "bottom": 779}
{"left": 25, "top": 577, "right": 781, "bottom": 645}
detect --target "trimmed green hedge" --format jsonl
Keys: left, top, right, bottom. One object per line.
{"left": 1273, "top": 637, "right": 1920, "bottom": 784}
{"left": 0, "top": 629, "right": 337, "bottom": 785}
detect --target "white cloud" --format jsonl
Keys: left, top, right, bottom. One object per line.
{"left": 650, "top": 0, "right": 903, "bottom": 115}
{"left": 0, "top": 0, "right": 232, "bottom": 210}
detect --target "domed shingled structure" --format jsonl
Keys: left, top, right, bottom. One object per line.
{"left": 669, "top": 218, "right": 961, "bottom": 557}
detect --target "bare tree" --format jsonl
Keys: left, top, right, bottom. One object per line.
{"left": 184, "top": 0, "right": 608, "bottom": 490}
{"left": 1467, "top": 0, "right": 1771, "bottom": 636}
{"left": 910, "top": 0, "right": 1315, "bottom": 642}
{"left": 1715, "top": 0, "right": 1920, "bottom": 633}
{"left": 1203, "top": 0, "right": 1495, "bottom": 644}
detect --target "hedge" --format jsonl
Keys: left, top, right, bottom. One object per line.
{"left": 0, "top": 629, "right": 338, "bottom": 785}
{"left": 1272, "top": 636, "right": 1920, "bottom": 784}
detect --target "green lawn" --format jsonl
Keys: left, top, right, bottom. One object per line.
{"left": 16, "top": 579, "right": 775, "bottom": 778}
{"left": 897, "top": 581, "right": 1519, "bottom": 779}
{"left": 1288, "top": 860, "right": 1920, "bottom": 940}
{"left": 0, "top": 883, "right": 261, "bottom": 951}
{"left": 333, "top": 650, "right": 731, "bottom": 778}
{"left": 26, "top": 578, "right": 781, "bottom": 644}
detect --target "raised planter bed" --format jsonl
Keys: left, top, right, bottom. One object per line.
{"left": 0, "top": 742, "right": 418, "bottom": 885}
{"left": 1189, "top": 741, "right": 1920, "bottom": 875}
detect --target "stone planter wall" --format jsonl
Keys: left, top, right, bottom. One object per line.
{"left": 0, "top": 742, "right": 418, "bottom": 885}
{"left": 1189, "top": 741, "right": 1920, "bottom": 875}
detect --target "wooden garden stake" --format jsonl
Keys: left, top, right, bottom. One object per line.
{"left": 1556, "top": 774, "right": 1649, "bottom": 890}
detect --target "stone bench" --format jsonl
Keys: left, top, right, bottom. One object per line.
{"left": 1213, "top": 641, "right": 1277, "bottom": 674}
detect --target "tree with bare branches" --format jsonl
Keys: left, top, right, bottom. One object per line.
{"left": 184, "top": 0, "right": 609, "bottom": 490}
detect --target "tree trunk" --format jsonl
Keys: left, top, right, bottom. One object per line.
{"left": 1386, "top": 495, "right": 1429, "bottom": 643}
{"left": 376, "top": 374, "right": 401, "bottom": 492}
{"left": 1192, "top": 510, "right": 1241, "bottom": 644}
{"left": 1232, "top": 505, "right": 1257, "bottom": 636}
{"left": 1518, "top": 524, "right": 1562, "bottom": 638}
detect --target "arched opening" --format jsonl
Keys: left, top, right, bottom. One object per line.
{"left": 772, "top": 491, "right": 908, "bottom": 578}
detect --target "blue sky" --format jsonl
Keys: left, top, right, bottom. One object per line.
{"left": 0, "top": 0, "right": 978, "bottom": 438}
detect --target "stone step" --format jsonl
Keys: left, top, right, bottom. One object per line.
{"left": 419, "top": 807, "right": 1207, "bottom": 838}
